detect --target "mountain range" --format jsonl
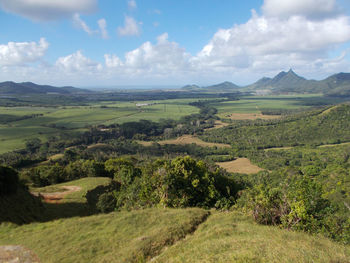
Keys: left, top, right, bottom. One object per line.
{"left": 184, "top": 70, "right": 350, "bottom": 96}
{"left": 0, "top": 81, "right": 90, "bottom": 95}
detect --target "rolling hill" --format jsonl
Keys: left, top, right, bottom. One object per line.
{"left": 0, "top": 81, "right": 91, "bottom": 95}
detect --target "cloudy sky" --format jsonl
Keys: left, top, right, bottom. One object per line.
{"left": 1, "top": 0, "right": 350, "bottom": 87}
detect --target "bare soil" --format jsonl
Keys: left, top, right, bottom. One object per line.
{"left": 32, "top": 186, "right": 82, "bottom": 204}
{"left": 216, "top": 158, "right": 264, "bottom": 174}
{"left": 0, "top": 245, "right": 40, "bottom": 263}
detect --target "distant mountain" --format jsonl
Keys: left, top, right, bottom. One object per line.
{"left": 0, "top": 81, "right": 90, "bottom": 95}
{"left": 182, "top": 81, "right": 241, "bottom": 92}
{"left": 204, "top": 81, "right": 241, "bottom": 91}
{"left": 320, "top": 73, "right": 350, "bottom": 97}
{"left": 247, "top": 69, "right": 319, "bottom": 93}
{"left": 182, "top": 84, "right": 201, "bottom": 91}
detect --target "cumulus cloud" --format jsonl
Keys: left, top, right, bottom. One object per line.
{"left": 98, "top": 18, "right": 109, "bottom": 39}
{"left": 128, "top": 0, "right": 137, "bottom": 10}
{"left": 195, "top": 9, "right": 350, "bottom": 75}
{"left": 118, "top": 16, "right": 141, "bottom": 36}
{"left": 262, "top": 0, "right": 339, "bottom": 19}
{"left": 0, "top": 38, "right": 48, "bottom": 66}
{"left": 0, "top": 0, "right": 97, "bottom": 21}
{"left": 55, "top": 51, "right": 102, "bottom": 73}
{"left": 105, "top": 33, "right": 191, "bottom": 76}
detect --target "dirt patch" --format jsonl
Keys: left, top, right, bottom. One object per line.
{"left": 0, "top": 245, "right": 40, "bottom": 263}
{"left": 32, "top": 186, "right": 82, "bottom": 204}
{"left": 158, "top": 135, "right": 231, "bottom": 148}
{"left": 226, "top": 113, "right": 280, "bottom": 120}
{"left": 216, "top": 158, "right": 264, "bottom": 174}
{"left": 205, "top": 120, "right": 230, "bottom": 131}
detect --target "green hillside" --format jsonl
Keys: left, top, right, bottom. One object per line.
{"left": 1, "top": 209, "right": 348, "bottom": 263}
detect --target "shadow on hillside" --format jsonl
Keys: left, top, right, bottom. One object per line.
{"left": 42, "top": 202, "right": 95, "bottom": 221}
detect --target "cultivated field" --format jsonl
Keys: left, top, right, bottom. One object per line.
{"left": 216, "top": 158, "right": 264, "bottom": 174}
{"left": 0, "top": 99, "right": 199, "bottom": 153}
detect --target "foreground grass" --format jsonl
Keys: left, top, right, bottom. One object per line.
{"left": 0, "top": 208, "right": 209, "bottom": 263}
{"left": 154, "top": 211, "right": 350, "bottom": 263}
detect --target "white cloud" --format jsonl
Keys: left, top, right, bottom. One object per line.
{"left": 98, "top": 18, "right": 108, "bottom": 39}
{"left": 73, "top": 13, "right": 95, "bottom": 35}
{"left": 0, "top": 38, "right": 48, "bottom": 66}
{"left": 195, "top": 10, "right": 350, "bottom": 76}
{"left": 55, "top": 51, "right": 102, "bottom": 73}
{"left": 105, "top": 33, "right": 191, "bottom": 76}
{"left": 117, "top": 16, "right": 141, "bottom": 36}
{"left": 104, "top": 54, "right": 123, "bottom": 68}
{"left": 262, "top": 0, "right": 339, "bottom": 19}
{"left": 128, "top": 0, "right": 137, "bottom": 10}
{"left": 0, "top": 0, "right": 97, "bottom": 21}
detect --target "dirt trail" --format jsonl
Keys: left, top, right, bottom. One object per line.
{"left": 0, "top": 245, "right": 40, "bottom": 263}
{"left": 32, "top": 186, "right": 82, "bottom": 204}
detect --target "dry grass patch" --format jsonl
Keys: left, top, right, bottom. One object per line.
{"left": 135, "top": 140, "right": 155, "bottom": 147}
{"left": 158, "top": 135, "right": 231, "bottom": 148}
{"left": 216, "top": 158, "right": 264, "bottom": 174}
{"left": 318, "top": 142, "right": 350, "bottom": 148}
{"left": 205, "top": 121, "right": 230, "bottom": 131}
{"left": 226, "top": 113, "right": 280, "bottom": 120}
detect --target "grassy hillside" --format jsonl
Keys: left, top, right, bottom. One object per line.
{"left": 1, "top": 209, "right": 348, "bottom": 263}
{"left": 154, "top": 211, "right": 350, "bottom": 263}
{"left": 0, "top": 208, "right": 209, "bottom": 263}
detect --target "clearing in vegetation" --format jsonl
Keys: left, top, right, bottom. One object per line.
{"left": 0, "top": 208, "right": 209, "bottom": 263}
{"left": 158, "top": 135, "right": 231, "bottom": 148}
{"left": 225, "top": 112, "right": 280, "bottom": 120}
{"left": 154, "top": 211, "right": 350, "bottom": 263}
{"left": 216, "top": 158, "right": 264, "bottom": 174}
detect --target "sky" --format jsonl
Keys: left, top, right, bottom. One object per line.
{"left": 1, "top": 0, "right": 350, "bottom": 87}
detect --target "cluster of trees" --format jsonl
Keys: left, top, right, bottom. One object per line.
{"left": 86, "top": 156, "right": 239, "bottom": 212}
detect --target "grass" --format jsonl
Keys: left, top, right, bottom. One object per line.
{"left": 154, "top": 211, "right": 350, "bottom": 263}
{"left": 0, "top": 208, "right": 209, "bottom": 263}
{"left": 32, "top": 177, "right": 112, "bottom": 203}
{"left": 216, "top": 158, "right": 264, "bottom": 174}
{"left": 157, "top": 135, "right": 231, "bottom": 148}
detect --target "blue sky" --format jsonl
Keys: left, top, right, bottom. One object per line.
{"left": 1, "top": 0, "right": 350, "bottom": 87}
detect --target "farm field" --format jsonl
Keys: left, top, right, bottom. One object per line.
{"left": 216, "top": 158, "right": 264, "bottom": 174}
{"left": 0, "top": 99, "right": 199, "bottom": 153}
{"left": 213, "top": 94, "right": 320, "bottom": 118}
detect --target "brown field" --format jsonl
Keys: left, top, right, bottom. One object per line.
{"left": 205, "top": 120, "right": 230, "bottom": 131}
{"left": 216, "top": 158, "right": 264, "bottom": 174}
{"left": 87, "top": 143, "right": 110, "bottom": 149}
{"left": 226, "top": 113, "right": 280, "bottom": 120}
{"left": 158, "top": 135, "right": 231, "bottom": 148}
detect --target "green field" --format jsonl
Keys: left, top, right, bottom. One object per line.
{"left": 213, "top": 95, "right": 318, "bottom": 118}
{"left": 0, "top": 99, "right": 199, "bottom": 153}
